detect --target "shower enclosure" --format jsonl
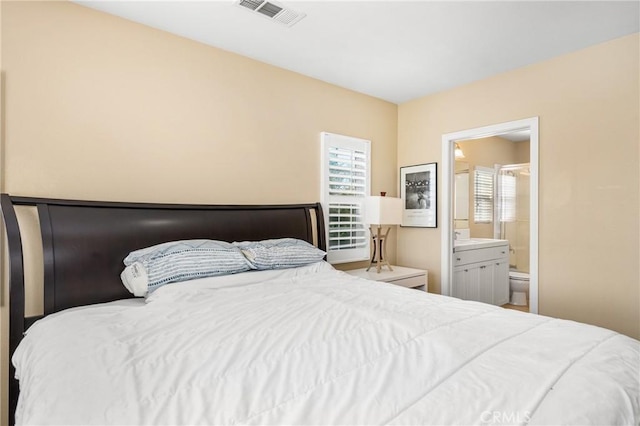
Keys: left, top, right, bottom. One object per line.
{"left": 494, "top": 163, "right": 530, "bottom": 273}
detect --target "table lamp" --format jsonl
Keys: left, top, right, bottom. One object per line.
{"left": 364, "top": 195, "right": 403, "bottom": 273}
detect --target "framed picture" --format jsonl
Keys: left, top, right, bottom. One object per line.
{"left": 400, "top": 162, "right": 437, "bottom": 228}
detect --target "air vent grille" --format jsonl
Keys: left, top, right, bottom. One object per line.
{"left": 236, "top": 0, "right": 306, "bottom": 27}
{"left": 238, "top": 0, "right": 262, "bottom": 11}
{"left": 274, "top": 9, "right": 300, "bottom": 25}
{"left": 256, "top": 2, "right": 282, "bottom": 18}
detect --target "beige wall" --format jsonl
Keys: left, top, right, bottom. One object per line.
{"left": 398, "top": 33, "right": 640, "bottom": 339}
{"left": 516, "top": 140, "right": 531, "bottom": 164}
{"left": 0, "top": 2, "right": 398, "bottom": 424}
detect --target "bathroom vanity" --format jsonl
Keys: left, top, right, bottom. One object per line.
{"left": 452, "top": 239, "right": 509, "bottom": 306}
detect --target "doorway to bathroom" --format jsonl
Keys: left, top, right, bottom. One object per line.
{"left": 441, "top": 118, "right": 539, "bottom": 314}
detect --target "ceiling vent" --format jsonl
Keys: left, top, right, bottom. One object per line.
{"left": 236, "top": 0, "right": 306, "bottom": 27}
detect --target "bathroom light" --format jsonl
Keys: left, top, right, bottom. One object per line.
{"left": 455, "top": 143, "right": 465, "bottom": 159}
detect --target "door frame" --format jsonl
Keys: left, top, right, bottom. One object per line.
{"left": 441, "top": 117, "right": 539, "bottom": 313}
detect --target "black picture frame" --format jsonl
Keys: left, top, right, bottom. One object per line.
{"left": 400, "top": 162, "right": 437, "bottom": 228}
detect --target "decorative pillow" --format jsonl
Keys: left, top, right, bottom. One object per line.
{"left": 121, "top": 240, "right": 252, "bottom": 296}
{"left": 233, "top": 238, "right": 326, "bottom": 270}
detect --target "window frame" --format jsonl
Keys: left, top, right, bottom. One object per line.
{"left": 320, "top": 132, "right": 371, "bottom": 264}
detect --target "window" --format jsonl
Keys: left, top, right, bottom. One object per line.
{"left": 321, "top": 132, "right": 371, "bottom": 264}
{"left": 474, "top": 166, "right": 494, "bottom": 223}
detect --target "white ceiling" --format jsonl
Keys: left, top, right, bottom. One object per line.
{"left": 74, "top": 0, "right": 639, "bottom": 104}
{"left": 498, "top": 130, "right": 530, "bottom": 142}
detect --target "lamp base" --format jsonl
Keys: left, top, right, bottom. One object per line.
{"left": 366, "top": 226, "right": 393, "bottom": 273}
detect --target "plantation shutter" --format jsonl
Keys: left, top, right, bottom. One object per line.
{"left": 321, "top": 132, "right": 371, "bottom": 264}
{"left": 474, "top": 166, "right": 494, "bottom": 224}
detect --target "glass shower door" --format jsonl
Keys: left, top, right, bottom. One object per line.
{"left": 495, "top": 163, "right": 530, "bottom": 273}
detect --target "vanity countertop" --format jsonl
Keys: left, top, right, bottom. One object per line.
{"left": 454, "top": 238, "right": 509, "bottom": 252}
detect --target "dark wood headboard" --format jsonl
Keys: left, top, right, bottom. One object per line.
{"left": 0, "top": 194, "right": 326, "bottom": 425}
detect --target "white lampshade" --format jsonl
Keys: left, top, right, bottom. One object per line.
{"left": 364, "top": 196, "right": 403, "bottom": 225}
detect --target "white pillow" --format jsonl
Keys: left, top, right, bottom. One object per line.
{"left": 120, "top": 262, "right": 149, "bottom": 297}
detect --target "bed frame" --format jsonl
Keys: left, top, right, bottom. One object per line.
{"left": 0, "top": 194, "right": 326, "bottom": 425}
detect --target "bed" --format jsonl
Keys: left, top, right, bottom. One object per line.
{"left": 2, "top": 194, "right": 639, "bottom": 425}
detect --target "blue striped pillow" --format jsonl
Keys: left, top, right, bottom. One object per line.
{"left": 123, "top": 240, "right": 252, "bottom": 293}
{"left": 234, "top": 238, "right": 326, "bottom": 270}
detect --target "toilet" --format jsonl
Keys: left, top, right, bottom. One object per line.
{"left": 509, "top": 271, "right": 530, "bottom": 306}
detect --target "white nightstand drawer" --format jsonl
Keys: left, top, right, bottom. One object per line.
{"left": 344, "top": 266, "right": 427, "bottom": 290}
{"left": 387, "top": 275, "right": 425, "bottom": 288}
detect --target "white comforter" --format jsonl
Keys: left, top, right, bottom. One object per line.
{"left": 13, "top": 262, "right": 640, "bottom": 425}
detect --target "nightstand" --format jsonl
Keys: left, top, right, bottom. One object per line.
{"left": 345, "top": 266, "right": 427, "bottom": 291}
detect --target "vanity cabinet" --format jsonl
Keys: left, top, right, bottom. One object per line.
{"left": 452, "top": 242, "right": 509, "bottom": 306}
